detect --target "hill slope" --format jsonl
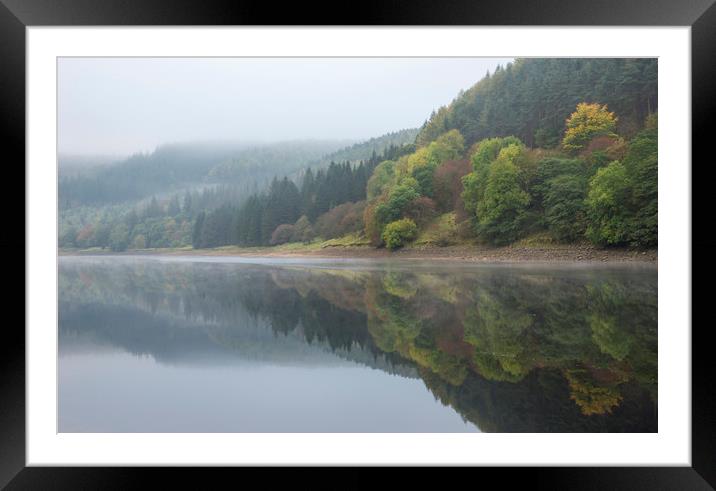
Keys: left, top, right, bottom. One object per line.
{"left": 417, "top": 58, "right": 657, "bottom": 149}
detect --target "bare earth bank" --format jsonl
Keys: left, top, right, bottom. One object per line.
{"left": 60, "top": 244, "right": 657, "bottom": 264}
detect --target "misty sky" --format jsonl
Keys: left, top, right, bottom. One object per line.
{"left": 58, "top": 57, "right": 513, "bottom": 156}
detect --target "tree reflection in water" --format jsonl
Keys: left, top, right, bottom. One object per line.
{"left": 59, "top": 257, "right": 657, "bottom": 432}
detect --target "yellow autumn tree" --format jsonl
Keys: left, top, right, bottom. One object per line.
{"left": 565, "top": 369, "right": 623, "bottom": 416}
{"left": 562, "top": 103, "right": 618, "bottom": 154}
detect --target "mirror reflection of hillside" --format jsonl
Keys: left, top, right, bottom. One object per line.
{"left": 60, "top": 257, "right": 657, "bottom": 432}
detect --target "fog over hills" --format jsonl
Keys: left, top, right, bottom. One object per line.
{"left": 58, "top": 129, "right": 421, "bottom": 209}
{"left": 59, "top": 57, "right": 512, "bottom": 155}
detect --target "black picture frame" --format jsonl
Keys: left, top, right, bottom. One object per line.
{"left": 3, "top": 0, "right": 712, "bottom": 486}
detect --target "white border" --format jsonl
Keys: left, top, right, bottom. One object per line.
{"left": 27, "top": 27, "right": 690, "bottom": 465}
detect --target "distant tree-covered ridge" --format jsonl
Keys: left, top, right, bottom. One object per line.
{"left": 59, "top": 130, "right": 419, "bottom": 210}
{"left": 59, "top": 140, "right": 353, "bottom": 208}
{"left": 313, "top": 128, "right": 419, "bottom": 166}
{"left": 59, "top": 58, "right": 657, "bottom": 252}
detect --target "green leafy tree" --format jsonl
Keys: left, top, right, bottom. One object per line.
{"left": 585, "top": 161, "right": 631, "bottom": 245}
{"left": 477, "top": 159, "right": 531, "bottom": 245}
{"left": 382, "top": 218, "right": 418, "bottom": 250}
{"left": 429, "top": 129, "right": 465, "bottom": 163}
{"left": 366, "top": 160, "right": 395, "bottom": 200}
{"left": 543, "top": 174, "right": 588, "bottom": 242}
{"left": 403, "top": 130, "right": 466, "bottom": 198}
{"left": 375, "top": 178, "right": 420, "bottom": 225}
{"left": 532, "top": 157, "right": 584, "bottom": 204}
{"left": 412, "top": 164, "right": 437, "bottom": 197}
{"left": 108, "top": 223, "right": 130, "bottom": 252}
{"left": 461, "top": 137, "right": 524, "bottom": 220}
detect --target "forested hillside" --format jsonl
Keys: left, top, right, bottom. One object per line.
{"left": 192, "top": 143, "right": 415, "bottom": 248}
{"left": 59, "top": 58, "right": 657, "bottom": 253}
{"left": 416, "top": 58, "right": 657, "bottom": 148}
{"left": 366, "top": 107, "right": 657, "bottom": 250}
{"left": 58, "top": 134, "right": 414, "bottom": 250}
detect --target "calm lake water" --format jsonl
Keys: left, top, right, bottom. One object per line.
{"left": 58, "top": 255, "right": 657, "bottom": 432}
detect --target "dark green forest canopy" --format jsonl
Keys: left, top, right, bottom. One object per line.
{"left": 416, "top": 58, "right": 657, "bottom": 149}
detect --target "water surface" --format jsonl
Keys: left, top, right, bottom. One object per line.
{"left": 59, "top": 255, "right": 657, "bottom": 432}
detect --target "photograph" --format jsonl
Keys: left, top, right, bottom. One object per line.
{"left": 5, "top": 1, "right": 708, "bottom": 482}
{"left": 57, "top": 56, "right": 658, "bottom": 433}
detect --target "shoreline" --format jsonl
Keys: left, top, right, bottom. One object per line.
{"left": 59, "top": 243, "right": 658, "bottom": 264}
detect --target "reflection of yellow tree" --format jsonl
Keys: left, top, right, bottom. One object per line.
{"left": 565, "top": 369, "right": 623, "bottom": 416}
